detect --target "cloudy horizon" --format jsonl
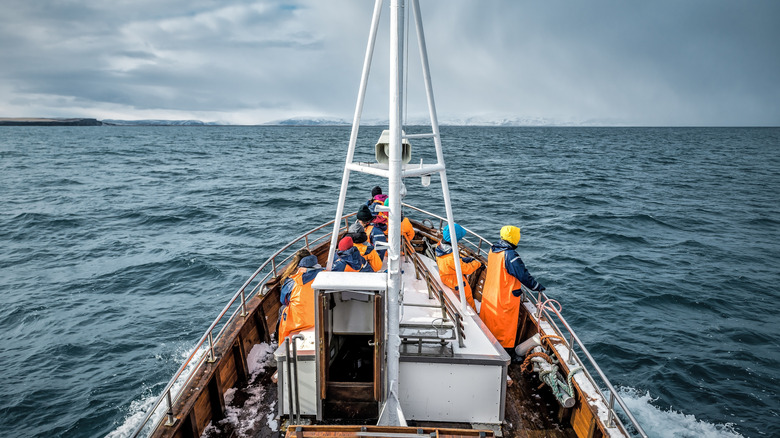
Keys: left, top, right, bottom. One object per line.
{"left": 1, "top": 0, "right": 778, "bottom": 126}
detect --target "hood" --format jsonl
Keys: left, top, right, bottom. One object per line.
{"left": 336, "top": 246, "right": 366, "bottom": 269}
{"left": 435, "top": 242, "right": 453, "bottom": 257}
{"left": 491, "top": 239, "right": 517, "bottom": 252}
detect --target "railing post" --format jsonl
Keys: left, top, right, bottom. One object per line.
{"left": 567, "top": 332, "right": 576, "bottom": 365}
{"left": 165, "top": 390, "right": 175, "bottom": 426}
{"left": 537, "top": 292, "right": 543, "bottom": 317}
{"left": 207, "top": 331, "right": 216, "bottom": 363}
{"left": 272, "top": 257, "right": 278, "bottom": 277}
{"left": 607, "top": 391, "right": 616, "bottom": 427}
{"left": 240, "top": 288, "right": 247, "bottom": 317}
{"left": 455, "top": 313, "right": 465, "bottom": 348}
{"left": 304, "top": 234, "right": 310, "bottom": 250}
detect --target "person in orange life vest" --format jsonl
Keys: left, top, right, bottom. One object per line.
{"left": 382, "top": 198, "right": 415, "bottom": 243}
{"left": 357, "top": 204, "right": 388, "bottom": 260}
{"left": 479, "top": 225, "right": 545, "bottom": 352}
{"left": 348, "top": 224, "right": 383, "bottom": 272}
{"left": 435, "top": 223, "right": 482, "bottom": 310}
{"left": 278, "top": 252, "right": 323, "bottom": 342}
{"left": 366, "top": 213, "right": 389, "bottom": 260}
{"left": 331, "top": 236, "right": 374, "bottom": 272}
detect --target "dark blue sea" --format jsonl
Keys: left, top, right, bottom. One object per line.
{"left": 1, "top": 126, "right": 778, "bottom": 438}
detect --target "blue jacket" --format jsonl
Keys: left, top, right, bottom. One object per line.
{"left": 280, "top": 268, "right": 323, "bottom": 305}
{"left": 332, "top": 247, "right": 374, "bottom": 272}
{"left": 490, "top": 239, "right": 541, "bottom": 296}
{"left": 368, "top": 223, "right": 388, "bottom": 260}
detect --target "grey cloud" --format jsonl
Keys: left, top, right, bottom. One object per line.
{"left": 0, "top": 0, "right": 778, "bottom": 125}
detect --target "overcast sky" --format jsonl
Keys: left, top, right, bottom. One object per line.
{"left": 1, "top": 0, "right": 778, "bottom": 126}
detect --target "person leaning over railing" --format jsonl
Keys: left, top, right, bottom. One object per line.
{"left": 479, "top": 225, "right": 545, "bottom": 359}
{"left": 435, "top": 223, "right": 482, "bottom": 311}
{"left": 278, "top": 251, "right": 324, "bottom": 342}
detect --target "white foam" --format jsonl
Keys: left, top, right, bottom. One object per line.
{"left": 105, "top": 343, "right": 209, "bottom": 438}
{"left": 266, "top": 401, "right": 279, "bottom": 430}
{"left": 617, "top": 387, "right": 745, "bottom": 438}
{"left": 214, "top": 342, "right": 277, "bottom": 437}
{"left": 247, "top": 342, "right": 277, "bottom": 377}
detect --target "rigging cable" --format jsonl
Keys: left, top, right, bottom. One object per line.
{"left": 403, "top": 0, "right": 410, "bottom": 126}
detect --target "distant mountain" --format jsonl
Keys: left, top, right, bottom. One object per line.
{"left": 265, "top": 116, "right": 606, "bottom": 127}
{"left": 0, "top": 118, "right": 103, "bottom": 126}
{"left": 264, "top": 117, "right": 350, "bottom": 126}
{"left": 101, "top": 119, "right": 221, "bottom": 126}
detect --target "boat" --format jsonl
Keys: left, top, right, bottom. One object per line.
{"left": 129, "top": 2, "right": 648, "bottom": 437}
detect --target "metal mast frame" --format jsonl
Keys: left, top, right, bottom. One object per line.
{"left": 325, "top": 0, "right": 470, "bottom": 426}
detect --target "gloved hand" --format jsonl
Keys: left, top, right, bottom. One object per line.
{"left": 461, "top": 256, "right": 474, "bottom": 263}
{"left": 533, "top": 283, "right": 546, "bottom": 292}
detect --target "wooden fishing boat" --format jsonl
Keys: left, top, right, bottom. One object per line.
{"left": 130, "top": 2, "right": 648, "bottom": 438}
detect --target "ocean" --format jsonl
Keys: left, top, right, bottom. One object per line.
{"left": 0, "top": 126, "right": 778, "bottom": 437}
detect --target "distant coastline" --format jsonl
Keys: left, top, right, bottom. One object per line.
{"left": 0, "top": 118, "right": 103, "bottom": 126}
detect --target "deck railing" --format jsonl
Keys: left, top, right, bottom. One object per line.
{"left": 130, "top": 213, "right": 356, "bottom": 438}
{"left": 523, "top": 286, "right": 649, "bottom": 438}
{"left": 132, "top": 204, "right": 647, "bottom": 438}
{"left": 402, "top": 204, "right": 647, "bottom": 438}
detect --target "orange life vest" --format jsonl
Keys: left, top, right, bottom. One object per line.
{"left": 401, "top": 217, "right": 415, "bottom": 242}
{"left": 355, "top": 242, "right": 383, "bottom": 272}
{"left": 278, "top": 267, "right": 318, "bottom": 341}
{"left": 436, "top": 248, "right": 481, "bottom": 310}
{"left": 479, "top": 250, "right": 524, "bottom": 348}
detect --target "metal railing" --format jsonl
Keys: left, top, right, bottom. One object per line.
{"left": 403, "top": 203, "right": 647, "bottom": 437}
{"left": 130, "top": 212, "right": 356, "bottom": 438}
{"left": 132, "top": 204, "right": 646, "bottom": 437}
{"left": 402, "top": 236, "right": 465, "bottom": 347}
{"left": 523, "top": 287, "right": 648, "bottom": 437}
{"left": 401, "top": 203, "right": 491, "bottom": 258}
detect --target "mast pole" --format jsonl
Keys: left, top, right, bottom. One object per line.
{"left": 378, "top": 0, "right": 406, "bottom": 426}
{"left": 411, "top": 0, "right": 469, "bottom": 315}
{"left": 326, "top": 0, "right": 384, "bottom": 270}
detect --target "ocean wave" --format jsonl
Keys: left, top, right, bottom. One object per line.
{"left": 617, "top": 387, "right": 745, "bottom": 438}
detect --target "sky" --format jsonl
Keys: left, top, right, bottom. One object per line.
{"left": 1, "top": 0, "right": 778, "bottom": 126}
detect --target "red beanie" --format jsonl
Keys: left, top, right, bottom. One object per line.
{"left": 338, "top": 236, "right": 353, "bottom": 251}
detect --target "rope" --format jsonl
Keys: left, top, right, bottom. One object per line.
{"left": 566, "top": 366, "right": 583, "bottom": 397}
{"left": 520, "top": 352, "right": 552, "bottom": 375}
{"left": 541, "top": 334, "right": 567, "bottom": 344}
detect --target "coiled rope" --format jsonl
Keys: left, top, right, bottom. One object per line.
{"left": 520, "top": 352, "right": 552, "bottom": 375}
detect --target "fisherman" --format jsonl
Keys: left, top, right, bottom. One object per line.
{"left": 331, "top": 236, "right": 374, "bottom": 272}
{"left": 348, "top": 224, "right": 383, "bottom": 272}
{"left": 278, "top": 251, "right": 323, "bottom": 342}
{"left": 479, "top": 225, "right": 545, "bottom": 356}
{"left": 435, "top": 223, "right": 482, "bottom": 310}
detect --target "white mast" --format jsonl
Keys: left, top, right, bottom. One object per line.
{"left": 378, "top": 0, "right": 406, "bottom": 426}
{"left": 325, "top": 0, "right": 463, "bottom": 425}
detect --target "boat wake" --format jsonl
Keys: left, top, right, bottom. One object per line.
{"left": 617, "top": 387, "right": 745, "bottom": 438}
{"left": 105, "top": 343, "right": 209, "bottom": 438}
